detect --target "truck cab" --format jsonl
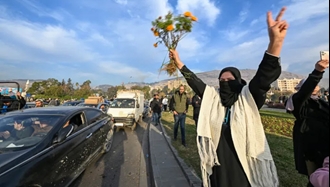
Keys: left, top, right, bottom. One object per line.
{"left": 107, "top": 90, "right": 144, "bottom": 130}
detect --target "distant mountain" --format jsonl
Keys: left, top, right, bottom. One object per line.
{"left": 94, "top": 84, "right": 113, "bottom": 92}
{"left": 124, "top": 82, "right": 150, "bottom": 88}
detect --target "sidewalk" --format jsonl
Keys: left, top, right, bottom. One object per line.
{"left": 149, "top": 122, "right": 202, "bottom": 187}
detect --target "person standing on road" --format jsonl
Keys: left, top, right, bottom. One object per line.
{"left": 191, "top": 93, "right": 201, "bottom": 127}
{"left": 169, "top": 85, "right": 189, "bottom": 147}
{"left": 169, "top": 7, "right": 288, "bottom": 187}
{"left": 162, "top": 96, "right": 168, "bottom": 111}
{"left": 150, "top": 93, "right": 162, "bottom": 126}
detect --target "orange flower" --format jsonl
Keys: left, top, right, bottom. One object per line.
{"left": 166, "top": 24, "right": 174, "bottom": 31}
{"left": 154, "top": 31, "right": 159, "bottom": 36}
{"left": 183, "top": 11, "right": 192, "bottom": 17}
{"left": 153, "top": 43, "right": 158, "bottom": 48}
{"left": 191, "top": 16, "right": 198, "bottom": 21}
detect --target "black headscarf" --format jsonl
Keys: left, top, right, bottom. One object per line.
{"left": 218, "top": 67, "right": 247, "bottom": 107}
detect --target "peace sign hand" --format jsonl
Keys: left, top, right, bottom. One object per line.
{"left": 267, "top": 7, "right": 289, "bottom": 43}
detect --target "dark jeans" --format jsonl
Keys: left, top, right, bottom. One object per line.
{"left": 163, "top": 105, "right": 167, "bottom": 111}
{"left": 152, "top": 112, "right": 160, "bottom": 125}
{"left": 194, "top": 117, "right": 198, "bottom": 127}
{"left": 174, "top": 113, "right": 186, "bottom": 145}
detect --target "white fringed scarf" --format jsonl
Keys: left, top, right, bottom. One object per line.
{"left": 196, "top": 85, "right": 279, "bottom": 187}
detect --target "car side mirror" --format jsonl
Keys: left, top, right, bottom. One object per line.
{"left": 53, "top": 125, "right": 74, "bottom": 143}
{"left": 136, "top": 103, "right": 140, "bottom": 108}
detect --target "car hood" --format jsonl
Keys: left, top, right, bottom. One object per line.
{"left": 0, "top": 148, "right": 32, "bottom": 172}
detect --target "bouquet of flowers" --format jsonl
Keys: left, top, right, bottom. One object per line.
{"left": 151, "top": 11, "right": 197, "bottom": 76}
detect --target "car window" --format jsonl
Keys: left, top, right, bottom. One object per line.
{"left": 0, "top": 114, "right": 62, "bottom": 152}
{"left": 59, "top": 112, "right": 86, "bottom": 137}
{"left": 85, "top": 109, "right": 104, "bottom": 124}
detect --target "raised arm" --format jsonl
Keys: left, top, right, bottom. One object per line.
{"left": 169, "top": 50, "right": 206, "bottom": 98}
{"left": 16, "top": 92, "right": 26, "bottom": 109}
{"left": 249, "top": 52, "right": 281, "bottom": 109}
{"left": 249, "top": 7, "right": 289, "bottom": 109}
{"left": 292, "top": 60, "right": 328, "bottom": 110}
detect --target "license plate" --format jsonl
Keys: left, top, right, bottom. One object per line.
{"left": 115, "top": 123, "right": 124, "bottom": 126}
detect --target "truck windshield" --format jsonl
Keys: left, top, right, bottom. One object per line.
{"left": 110, "top": 99, "right": 135, "bottom": 108}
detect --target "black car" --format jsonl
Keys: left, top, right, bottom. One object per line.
{"left": 61, "top": 101, "right": 83, "bottom": 106}
{"left": 0, "top": 106, "right": 114, "bottom": 187}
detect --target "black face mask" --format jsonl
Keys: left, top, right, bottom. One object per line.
{"left": 219, "top": 80, "right": 243, "bottom": 107}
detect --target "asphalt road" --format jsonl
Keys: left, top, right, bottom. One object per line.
{"left": 70, "top": 119, "right": 152, "bottom": 187}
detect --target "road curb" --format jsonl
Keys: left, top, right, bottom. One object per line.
{"left": 141, "top": 122, "right": 154, "bottom": 187}
{"left": 158, "top": 121, "right": 202, "bottom": 187}
{"left": 147, "top": 122, "right": 157, "bottom": 187}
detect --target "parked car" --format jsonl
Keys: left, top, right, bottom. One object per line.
{"left": 0, "top": 106, "right": 114, "bottom": 187}
{"left": 22, "top": 102, "right": 36, "bottom": 109}
{"left": 62, "top": 101, "right": 83, "bottom": 106}
{"left": 76, "top": 102, "right": 110, "bottom": 110}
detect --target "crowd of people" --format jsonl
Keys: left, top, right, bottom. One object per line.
{"left": 1, "top": 5, "right": 329, "bottom": 187}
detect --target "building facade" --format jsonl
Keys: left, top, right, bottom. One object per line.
{"left": 275, "top": 78, "right": 302, "bottom": 92}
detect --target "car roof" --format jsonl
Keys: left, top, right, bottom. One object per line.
{"left": 65, "top": 101, "right": 82, "bottom": 103}
{"left": 0, "top": 106, "right": 98, "bottom": 116}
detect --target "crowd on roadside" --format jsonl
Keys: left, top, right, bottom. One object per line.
{"left": 1, "top": 5, "right": 329, "bottom": 187}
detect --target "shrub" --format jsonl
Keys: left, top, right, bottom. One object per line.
{"left": 261, "top": 116, "right": 294, "bottom": 137}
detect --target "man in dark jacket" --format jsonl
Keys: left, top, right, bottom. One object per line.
{"left": 169, "top": 85, "right": 189, "bottom": 147}
{"left": 150, "top": 93, "right": 162, "bottom": 126}
{"left": 0, "top": 93, "right": 26, "bottom": 114}
{"left": 191, "top": 93, "right": 202, "bottom": 127}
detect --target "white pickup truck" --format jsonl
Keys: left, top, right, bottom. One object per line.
{"left": 107, "top": 90, "right": 144, "bottom": 130}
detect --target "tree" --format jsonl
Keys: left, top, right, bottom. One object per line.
{"left": 131, "top": 85, "right": 143, "bottom": 90}
{"left": 75, "top": 82, "right": 80, "bottom": 90}
{"left": 117, "top": 85, "right": 126, "bottom": 91}
{"left": 61, "top": 79, "right": 66, "bottom": 87}
{"left": 142, "top": 86, "right": 151, "bottom": 99}
{"left": 107, "top": 87, "right": 118, "bottom": 98}
{"left": 81, "top": 80, "right": 91, "bottom": 90}
{"left": 74, "top": 80, "right": 92, "bottom": 98}
{"left": 66, "top": 78, "right": 74, "bottom": 94}
{"left": 28, "top": 82, "right": 45, "bottom": 95}
{"left": 27, "top": 78, "right": 94, "bottom": 100}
